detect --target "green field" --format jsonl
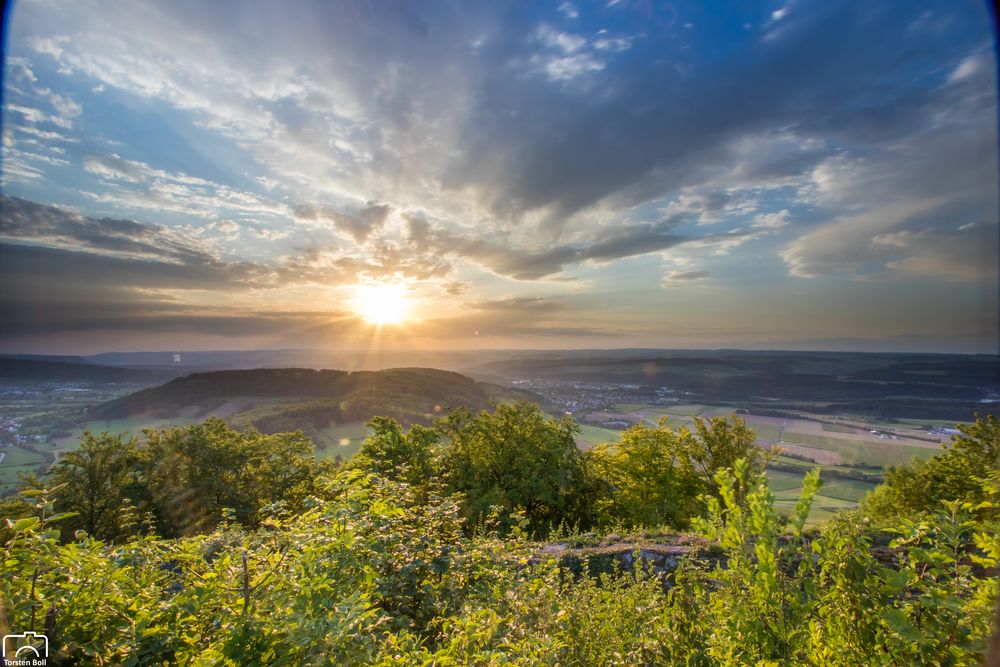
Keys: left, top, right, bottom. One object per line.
{"left": 779, "top": 431, "right": 933, "bottom": 466}
{"left": 751, "top": 424, "right": 783, "bottom": 442}
{"left": 820, "top": 422, "right": 858, "bottom": 434}
{"left": 766, "top": 466, "right": 878, "bottom": 526}
{"left": 659, "top": 404, "right": 708, "bottom": 417}
{"left": 612, "top": 403, "right": 650, "bottom": 412}
{"left": 313, "top": 422, "right": 371, "bottom": 460}
{"left": 0, "top": 447, "right": 51, "bottom": 492}
{"left": 577, "top": 424, "right": 621, "bottom": 449}
{"left": 55, "top": 416, "right": 198, "bottom": 447}
{"left": 894, "top": 418, "right": 974, "bottom": 428}
{"left": 819, "top": 478, "right": 877, "bottom": 503}
{"left": 765, "top": 468, "right": 806, "bottom": 493}
{"left": 0, "top": 446, "right": 47, "bottom": 467}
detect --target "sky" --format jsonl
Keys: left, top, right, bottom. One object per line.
{"left": 1, "top": 0, "right": 997, "bottom": 355}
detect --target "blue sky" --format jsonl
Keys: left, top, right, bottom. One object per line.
{"left": 1, "top": 0, "right": 997, "bottom": 353}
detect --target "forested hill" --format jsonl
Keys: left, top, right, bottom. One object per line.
{"left": 86, "top": 366, "right": 541, "bottom": 428}
{"left": 0, "top": 356, "right": 175, "bottom": 382}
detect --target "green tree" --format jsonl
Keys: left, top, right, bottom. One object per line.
{"left": 352, "top": 416, "right": 437, "bottom": 488}
{"left": 142, "top": 418, "right": 318, "bottom": 536}
{"left": 590, "top": 416, "right": 766, "bottom": 529}
{"left": 435, "top": 402, "right": 593, "bottom": 536}
{"left": 589, "top": 421, "right": 701, "bottom": 529}
{"left": 49, "top": 431, "right": 146, "bottom": 542}
{"left": 863, "top": 415, "right": 1000, "bottom": 524}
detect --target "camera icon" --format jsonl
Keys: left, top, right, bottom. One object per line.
{"left": 2, "top": 631, "right": 48, "bottom": 663}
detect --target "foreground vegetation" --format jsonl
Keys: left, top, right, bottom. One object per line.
{"left": 0, "top": 406, "right": 997, "bottom": 664}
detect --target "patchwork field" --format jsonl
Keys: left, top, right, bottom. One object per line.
{"left": 576, "top": 424, "right": 622, "bottom": 449}
{"left": 777, "top": 431, "right": 935, "bottom": 467}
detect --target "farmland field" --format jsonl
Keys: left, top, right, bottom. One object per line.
{"left": 821, "top": 422, "right": 858, "bottom": 434}
{"left": 577, "top": 424, "right": 621, "bottom": 449}
{"left": 0, "top": 448, "right": 50, "bottom": 492}
{"left": 779, "top": 431, "right": 935, "bottom": 466}
{"left": 749, "top": 423, "right": 782, "bottom": 442}
{"left": 313, "top": 422, "right": 371, "bottom": 459}
{"left": 658, "top": 404, "right": 708, "bottom": 416}
{"left": 53, "top": 415, "right": 199, "bottom": 447}
{"left": 765, "top": 468, "right": 805, "bottom": 493}
{"left": 819, "top": 478, "right": 877, "bottom": 502}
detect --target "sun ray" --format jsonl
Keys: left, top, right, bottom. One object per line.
{"left": 350, "top": 283, "right": 414, "bottom": 326}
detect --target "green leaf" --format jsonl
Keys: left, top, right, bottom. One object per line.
{"left": 12, "top": 517, "right": 39, "bottom": 531}
{"left": 883, "top": 608, "right": 921, "bottom": 642}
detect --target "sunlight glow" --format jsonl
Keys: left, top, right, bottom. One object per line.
{"left": 351, "top": 283, "right": 414, "bottom": 326}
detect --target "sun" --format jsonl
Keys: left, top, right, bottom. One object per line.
{"left": 351, "top": 283, "right": 414, "bottom": 326}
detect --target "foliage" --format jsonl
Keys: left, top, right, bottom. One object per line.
{"left": 862, "top": 414, "right": 1000, "bottom": 525}
{"left": 42, "top": 419, "right": 326, "bottom": 540}
{"left": 433, "top": 402, "right": 595, "bottom": 536}
{"left": 589, "top": 416, "right": 766, "bottom": 529}
{"left": 2, "top": 454, "right": 995, "bottom": 665}
{"left": 1, "top": 409, "right": 997, "bottom": 664}
{"left": 351, "top": 416, "right": 436, "bottom": 489}
{"left": 49, "top": 432, "right": 145, "bottom": 542}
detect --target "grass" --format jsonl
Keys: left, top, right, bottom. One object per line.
{"left": 894, "top": 418, "right": 974, "bottom": 428}
{"left": 821, "top": 422, "right": 858, "bottom": 434}
{"left": 0, "top": 463, "right": 47, "bottom": 492}
{"left": 767, "top": 466, "right": 870, "bottom": 527}
{"left": 818, "top": 478, "right": 877, "bottom": 503}
{"left": 779, "top": 431, "right": 933, "bottom": 467}
{"left": 765, "top": 468, "right": 805, "bottom": 493}
{"left": 577, "top": 425, "right": 622, "bottom": 449}
{"left": 751, "top": 424, "right": 783, "bottom": 442}
{"left": 774, "top": 502, "right": 840, "bottom": 526}
{"left": 0, "top": 446, "right": 47, "bottom": 467}
{"left": 313, "top": 422, "right": 371, "bottom": 460}
{"left": 659, "top": 404, "right": 708, "bottom": 417}
{"left": 55, "top": 416, "right": 198, "bottom": 446}
{"left": 0, "top": 447, "right": 51, "bottom": 493}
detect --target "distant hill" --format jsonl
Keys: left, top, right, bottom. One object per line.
{"left": 0, "top": 357, "right": 176, "bottom": 383}
{"left": 87, "top": 367, "right": 544, "bottom": 434}
{"left": 472, "top": 351, "right": 1000, "bottom": 421}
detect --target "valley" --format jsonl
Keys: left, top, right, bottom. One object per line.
{"left": 1, "top": 349, "right": 995, "bottom": 520}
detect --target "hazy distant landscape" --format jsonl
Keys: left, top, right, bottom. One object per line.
{"left": 3, "top": 348, "right": 996, "bottom": 522}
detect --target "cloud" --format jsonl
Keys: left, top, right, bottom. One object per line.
{"left": 77, "top": 153, "right": 291, "bottom": 221}
{"left": 1, "top": 195, "right": 218, "bottom": 264}
{"left": 780, "top": 198, "right": 996, "bottom": 282}
{"left": 442, "top": 280, "right": 470, "bottom": 295}
{"left": 661, "top": 269, "right": 711, "bottom": 287}
{"left": 1, "top": 0, "right": 996, "bottom": 351}
{"left": 752, "top": 209, "right": 791, "bottom": 229}
{"left": 295, "top": 202, "right": 392, "bottom": 242}
{"left": 400, "top": 213, "right": 706, "bottom": 280}
{"left": 557, "top": 3, "right": 579, "bottom": 20}
{"left": 665, "top": 270, "right": 710, "bottom": 281}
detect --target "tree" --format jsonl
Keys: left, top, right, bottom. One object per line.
{"left": 352, "top": 416, "right": 437, "bottom": 488}
{"left": 49, "top": 431, "right": 145, "bottom": 542}
{"left": 590, "top": 416, "right": 766, "bottom": 529}
{"left": 862, "top": 415, "right": 1000, "bottom": 524}
{"left": 142, "top": 418, "right": 318, "bottom": 536}
{"left": 434, "top": 402, "right": 593, "bottom": 536}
